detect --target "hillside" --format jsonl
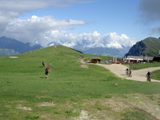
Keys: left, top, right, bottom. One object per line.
{"left": 0, "top": 36, "right": 41, "bottom": 55}
{"left": 0, "top": 46, "right": 160, "bottom": 120}
{"left": 125, "top": 37, "right": 160, "bottom": 56}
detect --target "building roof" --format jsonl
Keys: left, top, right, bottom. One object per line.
{"left": 124, "top": 56, "right": 153, "bottom": 61}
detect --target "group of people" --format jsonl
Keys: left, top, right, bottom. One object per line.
{"left": 42, "top": 61, "right": 152, "bottom": 81}
{"left": 126, "top": 68, "right": 151, "bottom": 82}
{"left": 126, "top": 68, "right": 132, "bottom": 77}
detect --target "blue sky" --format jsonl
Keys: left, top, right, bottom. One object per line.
{"left": 20, "top": 0, "right": 146, "bottom": 39}
{"left": 0, "top": 0, "right": 160, "bottom": 49}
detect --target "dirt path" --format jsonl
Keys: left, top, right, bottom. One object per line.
{"left": 97, "top": 64, "right": 160, "bottom": 82}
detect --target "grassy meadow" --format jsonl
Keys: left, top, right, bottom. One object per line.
{"left": 129, "top": 62, "right": 160, "bottom": 70}
{"left": 151, "top": 70, "right": 160, "bottom": 80}
{"left": 0, "top": 46, "right": 160, "bottom": 120}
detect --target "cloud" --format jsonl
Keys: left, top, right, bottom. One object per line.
{"left": 140, "top": 0, "right": 160, "bottom": 22}
{"left": 0, "top": 0, "right": 91, "bottom": 32}
{"left": 3, "top": 15, "right": 85, "bottom": 46}
{"left": 151, "top": 27, "right": 160, "bottom": 34}
{"left": 0, "top": 0, "right": 136, "bottom": 50}
{"left": 139, "top": 0, "right": 160, "bottom": 34}
{"left": 3, "top": 16, "right": 135, "bottom": 49}
{"left": 104, "top": 32, "right": 135, "bottom": 49}
{"left": 40, "top": 30, "right": 136, "bottom": 49}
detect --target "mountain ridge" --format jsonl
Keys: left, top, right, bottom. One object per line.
{"left": 125, "top": 37, "right": 160, "bottom": 56}
{"left": 0, "top": 36, "right": 41, "bottom": 56}
{"left": 0, "top": 36, "right": 130, "bottom": 57}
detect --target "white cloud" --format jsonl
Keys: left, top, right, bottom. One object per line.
{"left": 2, "top": 15, "right": 136, "bottom": 49}
{"left": 104, "top": 32, "right": 135, "bottom": 49}
{"left": 140, "top": 0, "right": 160, "bottom": 22}
{"left": 0, "top": 14, "right": 136, "bottom": 50}
{"left": 3, "top": 15, "right": 85, "bottom": 46}
{"left": 0, "top": 0, "right": 136, "bottom": 50}
{"left": 0, "top": 0, "right": 91, "bottom": 32}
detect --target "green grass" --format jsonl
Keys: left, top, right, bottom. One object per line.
{"left": 128, "top": 62, "right": 160, "bottom": 70}
{"left": 151, "top": 70, "right": 160, "bottom": 80}
{"left": 0, "top": 46, "right": 160, "bottom": 119}
{"left": 143, "top": 37, "right": 160, "bottom": 56}
{"left": 122, "top": 109, "right": 157, "bottom": 120}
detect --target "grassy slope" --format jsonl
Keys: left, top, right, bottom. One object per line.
{"left": 151, "top": 70, "right": 160, "bottom": 80}
{"left": 0, "top": 46, "right": 160, "bottom": 120}
{"left": 129, "top": 62, "right": 160, "bottom": 70}
{"left": 143, "top": 37, "right": 160, "bottom": 56}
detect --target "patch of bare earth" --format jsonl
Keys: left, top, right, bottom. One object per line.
{"left": 16, "top": 104, "right": 32, "bottom": 111}
{"left": 75, "top": 110, "right": 90, "bottom": 120}
{"left": 78, "top": 94, "right": 160, "bottom": 120}
{"left": 125, "top": 94, "right": 160, "bottom": 120}
{"left": 80, "top": 64, "right": 88, "bottom": 69}
{"left": 80, "top": 59, "right": 88, "bottom": 69}
{"left": 36, "top": 95, "right": 52, "bottom": 100}
{"left": 37, "top": 102, "right": 55, "bottom": 107}
{"left": 104, "top": 99, "right": 130, "bottom": 112}
{"left": 40, "top": 114, "right": 54, "bottom": 120}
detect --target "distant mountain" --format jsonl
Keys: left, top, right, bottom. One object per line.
{"left": 125, "top": 37, "right": 160, "bottom": 56}
{"left": 0, "top": 37, "right": 130, "bottom": 57}
{"left": 0, "top": 36, "right": 41, "bottom": 56}
{"left": 83, "top": 47, "right": 130, "bottom": 57}
{"left": 47, "top": 37, "right": 134, "bottom": 57}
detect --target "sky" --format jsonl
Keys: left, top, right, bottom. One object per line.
{"left": 0, "top": 0, "right": 160, "bottom": 49}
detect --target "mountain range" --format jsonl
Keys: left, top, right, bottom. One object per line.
{"left": 83, "top": 47, "right": 130, "bottom": 57}
{"left": 125, "top": 37, "right": 160, "bottom": 57}
{"left": 1, "top": 36, "right": 160, "bottom": 57}
{"left": 0, "top": 37, "right": 41, "bottom": 56}
{"left": 0, "top": 36, "right": 131, "bottom": 57}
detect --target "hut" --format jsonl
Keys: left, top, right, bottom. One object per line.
{"left": 123, "top": 55, "right": 153, "bottom": 63}
{"left": 123, "top": 56, "right": 143, "bottom": 63}
{"left": 90, "top": 57, "right": 101, "bottom": 63}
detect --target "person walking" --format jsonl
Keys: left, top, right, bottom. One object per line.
{"left": 146, "top": 71, "right": 151, "bottom": 82}
{"left": 45, "top": 67, "right": 49, "bottom": 78}
{"left": 126, "top": 68, "right": 129, "bottom": 76}
{"left": 128, "top": 69, "right": 132, "bottom": 77}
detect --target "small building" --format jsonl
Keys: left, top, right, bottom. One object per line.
{"left": 143, "top": 56, "right": 154, "bottom": 62}
{"left": 123, "top": 56, "right": 153, "bottom": 63}
{"left": 90, "top": 57, "right": 101, "bottom": 63}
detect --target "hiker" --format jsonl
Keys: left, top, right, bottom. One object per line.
{"left": 45, "top": 67, "right": 49, "bottom": 78}
{"left": 128, "top": 69, "right": 132, "bottom": 77}
{"left": 126, "top": 68, "right": 129, "bottom": 76}
{"left": 146, "top": 71, "right": 151, "bottom": 82}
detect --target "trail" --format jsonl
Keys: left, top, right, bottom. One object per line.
{"left": 97, "top": 64, "right": 160, "bottom": 82}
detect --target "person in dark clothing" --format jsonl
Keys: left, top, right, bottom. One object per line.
{"left": 42, "top": 61, "right": 45, "bottom": 67}
{"left": 128, "top": 69, "right": 132, "bottom": 77}
{"left": 45, "top": 67, "right": 49, "bottom": 78}
{"left": 126, "top": 68, "right": 129, "bottom": 76}
{"left": 146, "top": 71, "right": 151, "bottom": 82}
